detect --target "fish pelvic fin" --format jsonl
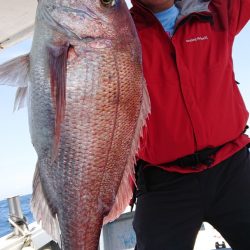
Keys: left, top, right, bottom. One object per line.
{"left": 13, "top": 87, "right": 28, "bottom": 111}
{"left": 31, "top": 162, "right": 62, "bottom": 245}
{"left": 0, "top": 54, "right": 30, "bottom": 110}
{"left": 0, "top": 54, "right": 29, "bottom": 87}
{"left": 47, "top": 43, "right": 69, "bottom": 159}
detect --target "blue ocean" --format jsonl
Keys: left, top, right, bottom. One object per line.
{"left": 0, "top": 194, "right": 34, "bottom": 238}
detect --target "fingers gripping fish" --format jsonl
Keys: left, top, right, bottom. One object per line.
{"left": 0, "top": 0, "right": 150, "bottom": 249}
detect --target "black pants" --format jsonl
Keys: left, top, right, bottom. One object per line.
{"left": 133, "top": 147, "right": 250, "bottom": 250}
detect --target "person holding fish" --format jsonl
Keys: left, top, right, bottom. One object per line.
{"left": 130, "top": 0, "right": 250, "bottom": 249}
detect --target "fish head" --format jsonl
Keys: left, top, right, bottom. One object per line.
{"left": 38, "top": 0, "right": 138, "bottom": 49}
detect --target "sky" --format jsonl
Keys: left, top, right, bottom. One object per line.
{"left": 0, "top": 2, "right": 249, "bottom": 200}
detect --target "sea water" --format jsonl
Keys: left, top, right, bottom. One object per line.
{"left": 0, "top": 194, "right": 34, "bottom": 237}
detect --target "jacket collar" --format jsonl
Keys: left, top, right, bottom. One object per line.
{"left": 175, "top": 0, "right": 211, "bottom": 23}
{"left": 131, "top": 0, "right": 212, "bottom": 21}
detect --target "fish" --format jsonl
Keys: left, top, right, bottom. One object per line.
{"left": 0, "top": 0, "right": 150, "bottom": 249}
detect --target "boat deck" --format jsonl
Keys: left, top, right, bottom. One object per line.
{"left": 0, "top": 212, "right": 232, "bottom": 250}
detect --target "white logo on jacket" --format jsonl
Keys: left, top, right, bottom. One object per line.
{"left": 186, "top": 36, "right": 208, "bottom": 43}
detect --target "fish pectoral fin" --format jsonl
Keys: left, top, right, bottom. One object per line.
{"left": 47, "top": 43, "right": 69, "bottom": 159}
{"left": 0, "top": 54, "right": 30, "bottom": 87}
{"left": 31, "top": 163, "right": 61, "bottom": 246}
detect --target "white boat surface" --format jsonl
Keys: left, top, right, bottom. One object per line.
{"left": 0, "top": 211, "right": 231, "bottom": 250}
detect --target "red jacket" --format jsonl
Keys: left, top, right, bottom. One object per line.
{"left": 131, "top": 0, "right": 250, "bottom": 173}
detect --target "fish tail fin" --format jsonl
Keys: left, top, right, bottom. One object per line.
{"left": 103, "top": 79, "right": 151, "bottom": 224}
{"left": 31, "top": 162, "right": 61, "bottom": 245}
{"left": 0, "top": 54, "right": 30, "bottom": 110}
{"left": 47, "top": 44, "right": 69, "bottom": 159}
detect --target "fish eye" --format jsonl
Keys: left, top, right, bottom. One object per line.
{"left": 101, "top": 0, "right": 116, "bottom": 7}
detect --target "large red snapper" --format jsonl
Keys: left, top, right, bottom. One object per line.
{"left": 0, "top": 0, "right": 150, "bottom": 249}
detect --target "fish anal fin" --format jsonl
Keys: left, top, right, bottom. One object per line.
{"left": 31, "top": 162, "right": 61, "bottom": 244}
{"left": 47, "top": 43, "right": 69, "bottom": 159}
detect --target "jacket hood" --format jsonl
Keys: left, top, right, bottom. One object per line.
{"left": 131, "top": 0, "right": 211, "bottom": 22}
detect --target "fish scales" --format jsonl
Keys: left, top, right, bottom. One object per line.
{"left": 31, "top": 13, "right": 146, "bottom": 250}
{"left": 30, "top": 49, "right": 142, "bottom": 248}
{"left": 0, "top": 0, "right": 150, "bottom": 249}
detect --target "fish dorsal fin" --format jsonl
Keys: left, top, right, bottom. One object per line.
{"left": 103, "top": 80, "right": 151, "bottom": 224}
{"left": 31, "top": 162, "right": 62, "bottom": 245}
{"left": 0, "top": 54, "right": 30, "bottom": 110}
{"left": 47, "top": 43, "right": 69, "bottom": 159}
